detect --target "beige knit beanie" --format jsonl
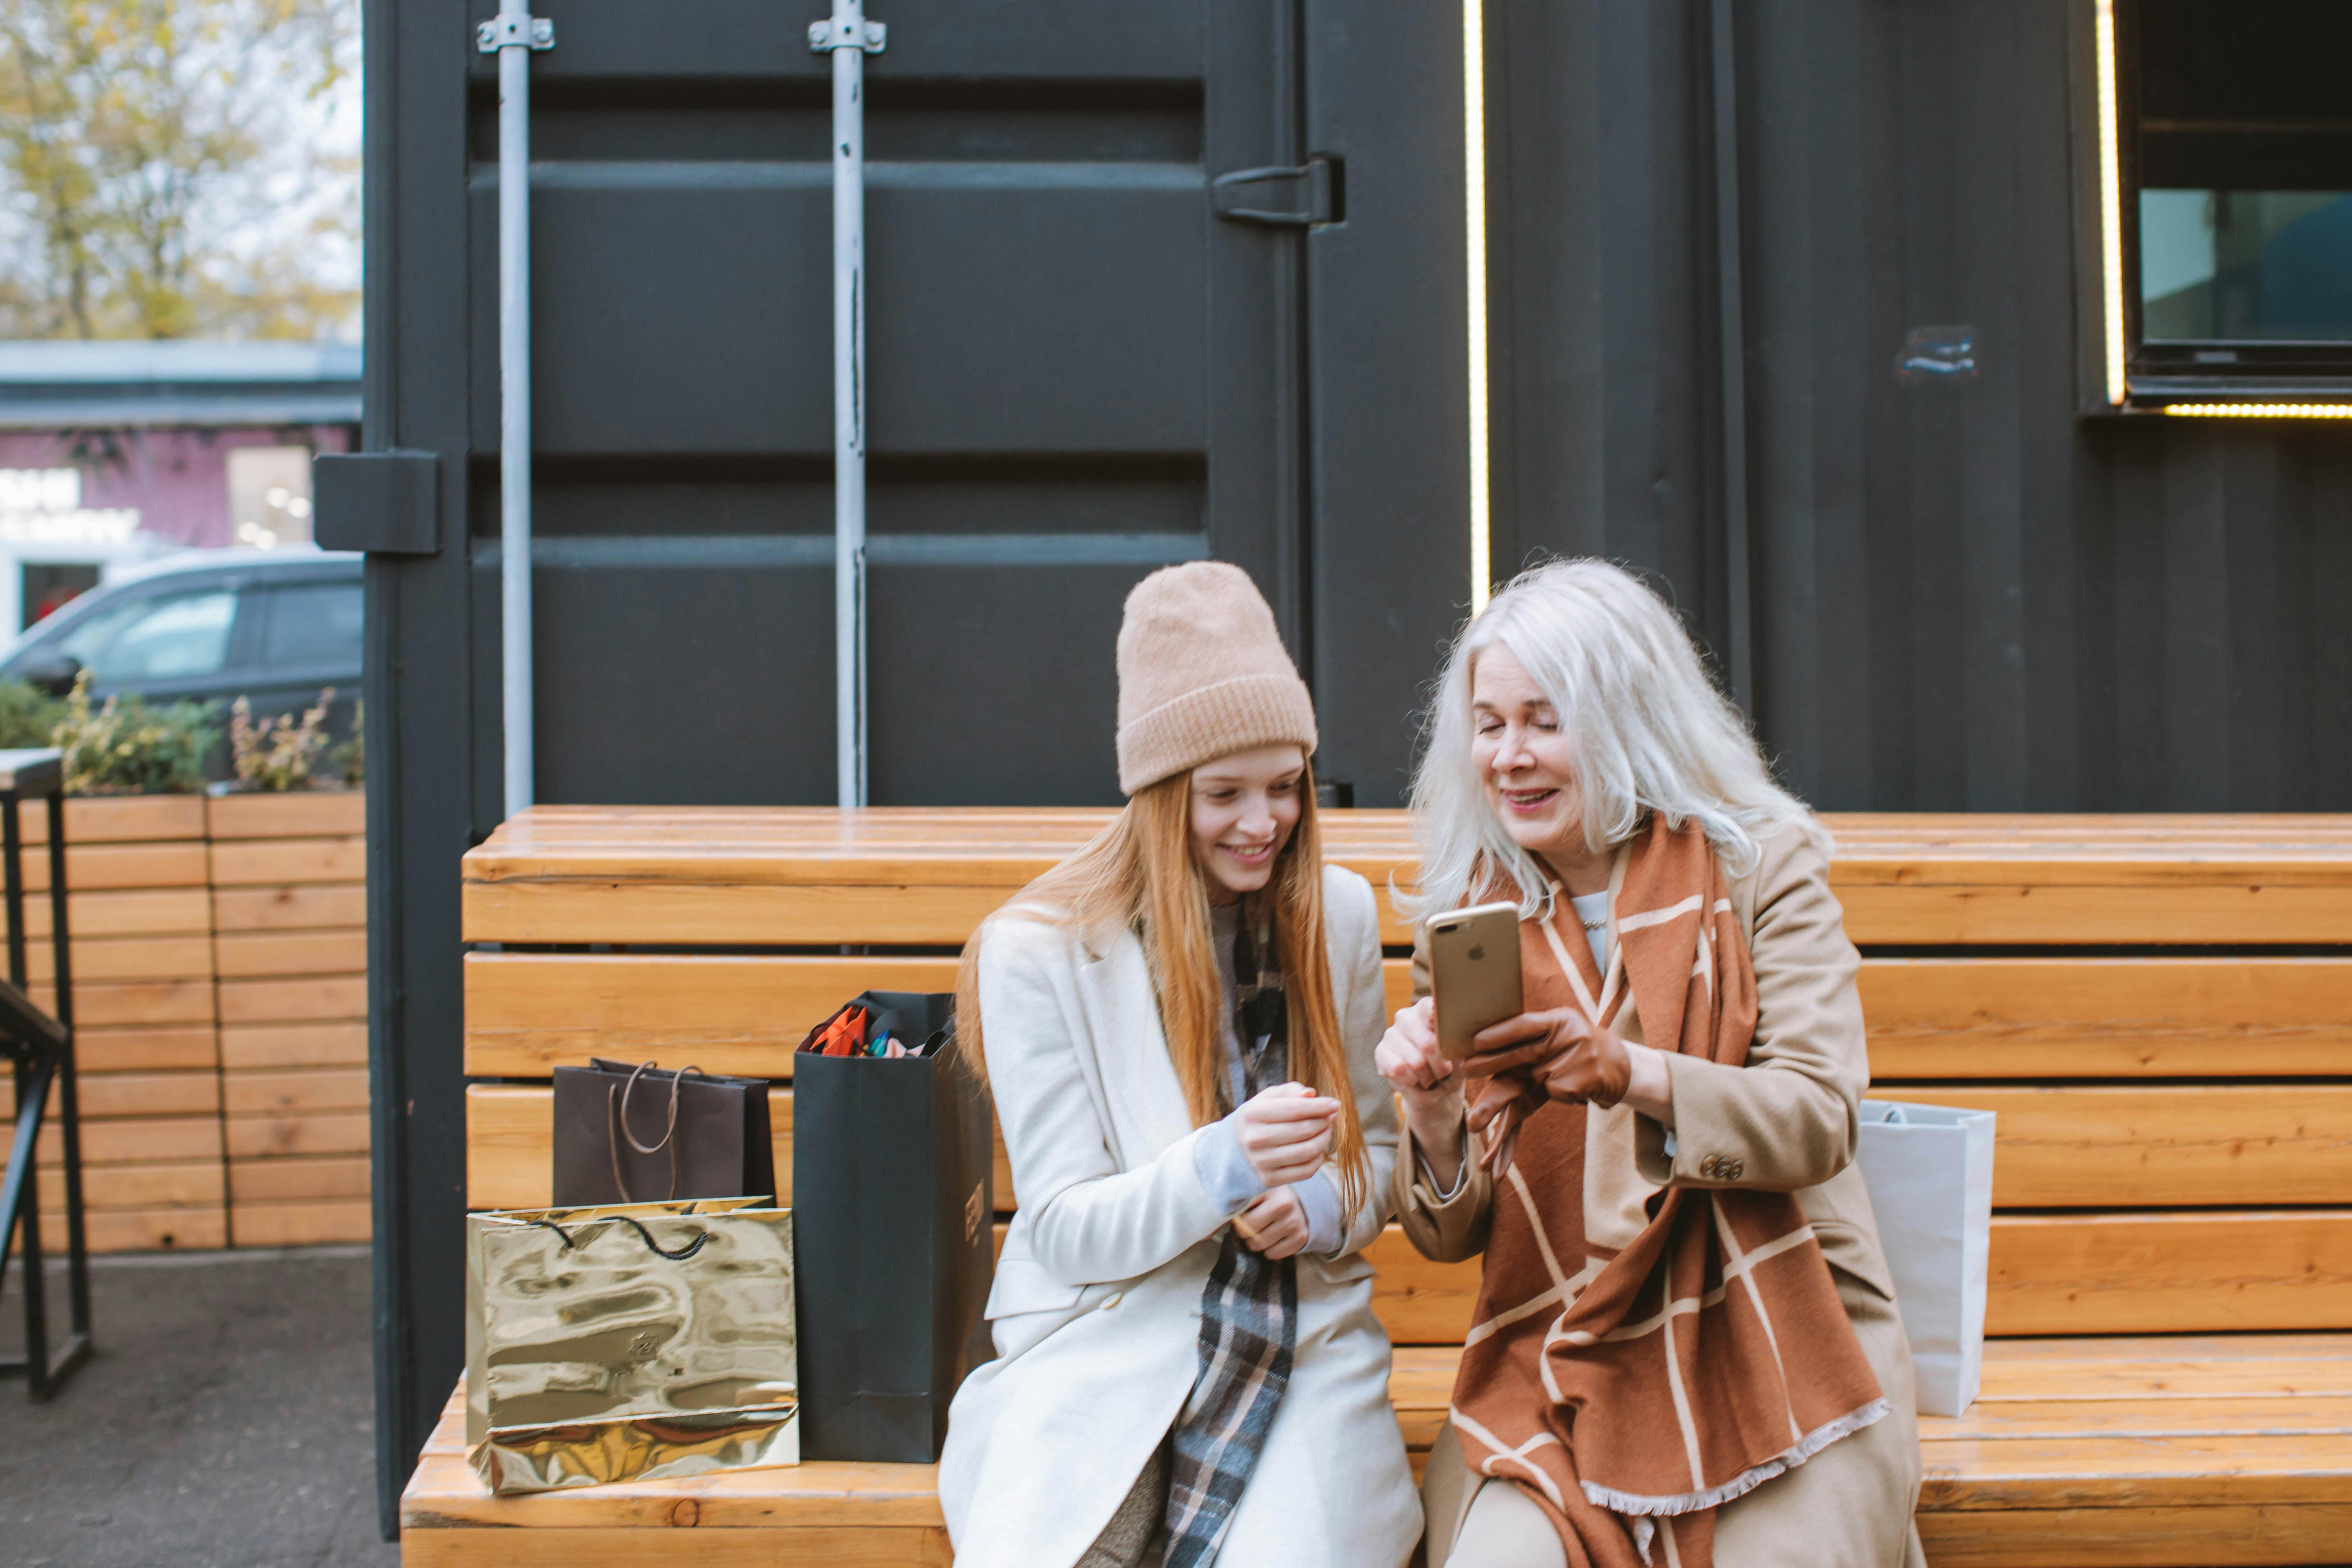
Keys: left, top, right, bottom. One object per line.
{"left": 1115, "top": 561, "right": 1318, "bottom": 795}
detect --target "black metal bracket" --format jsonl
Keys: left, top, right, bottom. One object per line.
{"left": 313, "top": 451, "right": 441, "bottom": 556}
{"left": 1213, "top": 157, "right": 1343, "bottom": 227}
{"left": 0, "top": 749, "right": 91, "bottom": 1402}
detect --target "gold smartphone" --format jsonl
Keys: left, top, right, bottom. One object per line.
{"left": 1429, "top": 901, "right": 1525, "bottom": 1060}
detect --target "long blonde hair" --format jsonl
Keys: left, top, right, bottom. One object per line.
{"left": 1404, "top": 558, "right": 1809, "bottom": 924}
{"left": 955, "top": 761, "right": 1370, "bottom": 1221}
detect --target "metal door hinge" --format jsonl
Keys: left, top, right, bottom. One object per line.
{"left": 476, "top": 13, "right": 553, "bottom": 51}
{"left": 1213, "top": 157, "right": 1342, "bottom": 227}
{"left": 809, "top": 17, "right": 887, "bottom": 52}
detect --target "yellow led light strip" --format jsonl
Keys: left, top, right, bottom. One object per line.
{"left": 2094, "top": 0, "right": 2126, "bottom": 407}
{"left": 2163, "top": 403, "right": 2352, "bottom": 419}
{"left": 1464, "top": 0, "right": 1491, "bottom": 613}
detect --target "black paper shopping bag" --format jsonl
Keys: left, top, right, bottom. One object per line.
{"left": 792, "top": 991, "right": 996, "bottom": 1462}
{"left": 550, "top": 1059, "right": 776, "bottom": 1207}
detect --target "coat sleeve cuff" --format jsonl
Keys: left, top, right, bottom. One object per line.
{"left": 1296, "top": 1171, "right": 1344, "bottom": 1255}
{"left": 1190, "top": 1112, "right": 1267, "bottom": 1216}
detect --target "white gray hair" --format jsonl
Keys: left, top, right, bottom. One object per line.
{"left": 1402, "top": 558, "right": 1810, "bottom": 923}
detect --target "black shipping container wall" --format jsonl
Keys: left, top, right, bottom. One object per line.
{"left": 1484, "top": 0, "right": 2351, "bottom": 812}
{"left": 363, "top": 0, "right": 2352, "bottom": 1530}
{"left": 359, "top": 0, "right": 1467, "bottom": 1527}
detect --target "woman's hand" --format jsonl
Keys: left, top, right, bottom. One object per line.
{"left": 1233, "top": 1082, "right": 1340, "bottom": 1187}
{"left": 1375, "top": 997, "right": 1458, "bottom": 1111}
{"left": 1376, "top": 998, "right": 1468, "bottom": 1190}
{"left": 1466, "top": 1008, "right": 1634, "bottom": 1109}
{"left": 1232, "top": 1185, "right": 1311, "bottom": 1260}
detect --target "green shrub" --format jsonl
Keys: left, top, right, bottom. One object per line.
{"left": 0, "top": 680, "right": 65, "bottom": 749}
{"left": 330, "top": 699, "right": 364, "bottom": 787}
{"left": 230, "top": 688, "right": 335, "bottom": 792}
{"left": 56, "top": 672, "right": 217, "bottom": 796}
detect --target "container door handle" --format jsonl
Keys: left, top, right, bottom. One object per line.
{"left": 1212, "top": 158, "right": 1342, "bottom": 227}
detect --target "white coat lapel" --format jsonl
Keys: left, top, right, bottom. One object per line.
{"left": 1072, "top": 932, "right": 1198, "bottom": 1165}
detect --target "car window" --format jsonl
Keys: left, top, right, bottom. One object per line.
{"left": 56, "top": 588, "right": 239, "bottom": 682}
{"left": 260, "top": 582, "right": 363, "bottom": 667}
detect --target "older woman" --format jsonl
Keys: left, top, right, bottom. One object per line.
{"left": 1377, "top": 560, "right": 1923, "bottom": 1568}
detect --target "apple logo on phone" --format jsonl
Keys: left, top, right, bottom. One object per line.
{"left": 1467, "top": 944, "right": 1484, "bottom": 961}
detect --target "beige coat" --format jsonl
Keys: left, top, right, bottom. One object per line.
{"left": 1399, "top": 817, "right": 1926, "bottom": 1567}
{"left": 939, "top": 865, "right": 1421, "bottom": 1568}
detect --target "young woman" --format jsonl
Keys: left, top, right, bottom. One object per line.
{"left": 1380, "top": 559, "right": 1924, "bottom": 1568}
{"left": 938, "top": 562, "right": 1420, "bottom": 1568}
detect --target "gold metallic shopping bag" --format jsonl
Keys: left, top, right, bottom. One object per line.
{"left": 464, "top": 1197, "right": 799, "bottom": 1494}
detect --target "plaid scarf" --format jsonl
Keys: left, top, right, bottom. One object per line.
{"left": 1450, "top": 818, "right": 1885, "bottom": 1567}
{"left": 1163, "top": 912, "right": 1297, "bottom": 1568}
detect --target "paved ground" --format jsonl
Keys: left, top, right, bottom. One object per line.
{"left": 0, "top": 1245, "right": 400, "bottom": 1568}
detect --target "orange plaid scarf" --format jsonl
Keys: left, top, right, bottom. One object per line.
{"left": 1447, "top": 816, "right": 1885, "bottom": 1566}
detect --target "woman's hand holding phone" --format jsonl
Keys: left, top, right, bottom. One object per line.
{"left": 1234, "top": 1081, "right": 1340, "bottom": 1187}
{"left": 1376, "top": 998, "right": 1469, "bottom": 1188}
{"left": 1464, "top": 1008, "right": 1635, "bottom": 1108}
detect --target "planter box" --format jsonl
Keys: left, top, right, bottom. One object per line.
{"left": 4, "top": 790, "right": 368, "bottom": 1253}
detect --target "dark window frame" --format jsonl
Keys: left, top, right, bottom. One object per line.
{"left": 2114, "top": 0, "right": 2352, "bottom": 400}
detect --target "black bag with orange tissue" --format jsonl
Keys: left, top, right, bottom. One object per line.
{"left": 791, "top": 989, "right": 993, "bottom": 1462}
{"left": 796, "top": 991, "right": 955, "bottom": 1059}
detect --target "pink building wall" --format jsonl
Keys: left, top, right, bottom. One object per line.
{"left": 0, "top": 425, "right": 354, "bottom": 550}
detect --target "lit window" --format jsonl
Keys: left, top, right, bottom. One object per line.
{"left": 2116, "top": 1, "right": 2352, "bottom": 401}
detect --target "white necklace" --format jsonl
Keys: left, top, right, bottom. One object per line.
{"left": 1579, "top": 913, "right": 1606, "bottom": 931}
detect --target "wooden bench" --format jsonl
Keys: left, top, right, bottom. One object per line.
{"left": 405, "top": 809, "right": 2352, "bottom": 1567}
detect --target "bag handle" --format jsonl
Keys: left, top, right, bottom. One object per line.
{"left": 606, "top": 1060, "right": 706, "bottom": 1203}
{"left": 529, "top": 1214, "right": 712, "bottom": 1262}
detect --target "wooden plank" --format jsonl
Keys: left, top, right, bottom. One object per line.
{"left": 207, "top": 790, "right": 365, "bottom": 840}
{"left": 1987, "top": 1212, "right": 2352, "bottom": 1337}
{"left": 40, "top": 1115, "right": 221, "bottom": 1165}
{"left": 1870, "top": 1086, "right": 2352, "bottom": 1207}
{"left": 1919, "top": 1394, "right": 2352, "bottom": 1439}
{"left": 20, "top": 935, "right": 215, "bottom": 984}
{"left": 1863, "top": 958, "right": 2352, "bottom": 1079}
{"left": 14, "top": 796, "right": 157, "bottom": 844}
{"left": 458, "top": 807, "right": 2352, "bottom": 947}
{"left": 8, "top": 840, "right": 211, "bottom": 893}
{"left": 29, "top": 976, "right": 215, "bottom": 1027}
{"left": 5, "top": 1069, "right": 217, "bottom": 1121}
{"left": 231, "top": 1201, "right": 371, "bottom": 1248}
{"left": 0, "top": 887, "right": 215, "bottom": 939}
{"left": 402, "top": 1519, "right": 951, "bottom": 1568}
{"left": 221, "top": 1067, "right": 370, "bottom": 1115}
{"left": 466, "top": 1084, "right": 1012, "bottom": 1214}
{"left": 463, "top": 953, "right": 958, "bottom": 1078}
{"left": 226, "top": 1111, "right": 369, "bottom": 1159}
{"left": 1367, "top": 1214, "right": 2352, "bottom": 1343}
{"left": 214, "top": 929, "right": 367, "bottom": 978}
{"left": 212, "top": 882, "right": 368, "bottom": 931}
{"left": 73, "top": 1026, "right": 219, "bottom": 1073}
{"left": 209, "top": 835, "right": 366, "bottom": 888}
{"left": 74, "top": 1160, "right": 225, "bottom": 1210}
{"left": 216, "top": 975, "right": 367, "bottom": 1024}
{"left": 220, "top": 1022, "right": 368, "bottom": 1069}
{"left": 1913, "top": 1504, "right": 2352, "bottom": 1568}
{"left": 16, "top": 793, "right": 209, "bottom": 845}
{"left": 229, "top": 1154, "right": 372, "bottom": 1204}
{"left": 463, "top": 878, "right": 1070, "bottom": 950}
{"left": 1840, "top": 883, "right": 2352, "bottom": 946}
{"left": 53, "top": 1207, "right": 226, "bottom": 1253}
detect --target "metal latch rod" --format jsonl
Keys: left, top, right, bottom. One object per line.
{"left": 811, "top": 3, "right": 885, "bottom": 808}
{"left": 477, "top": 9, "right": 554, "bottom": 817}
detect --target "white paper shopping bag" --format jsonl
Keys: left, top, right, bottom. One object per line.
{"left": 1855, "top": 1100, "right": 1996, "bottom": 1417}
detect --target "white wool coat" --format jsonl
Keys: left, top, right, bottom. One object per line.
{"left": 939, "top": 864, "right": 1421, "bottom": 1568}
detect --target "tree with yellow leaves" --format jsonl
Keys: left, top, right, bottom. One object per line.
{"left": 0, "top": 0, "right": 358, "bottom": 340}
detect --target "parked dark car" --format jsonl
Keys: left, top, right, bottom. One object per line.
{"left": 0, "top": 550, "right": 363, "bottom": 775}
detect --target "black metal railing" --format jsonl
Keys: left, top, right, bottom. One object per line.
{"left": 0, "top": 748, "right": 91, "bottom": 1400}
